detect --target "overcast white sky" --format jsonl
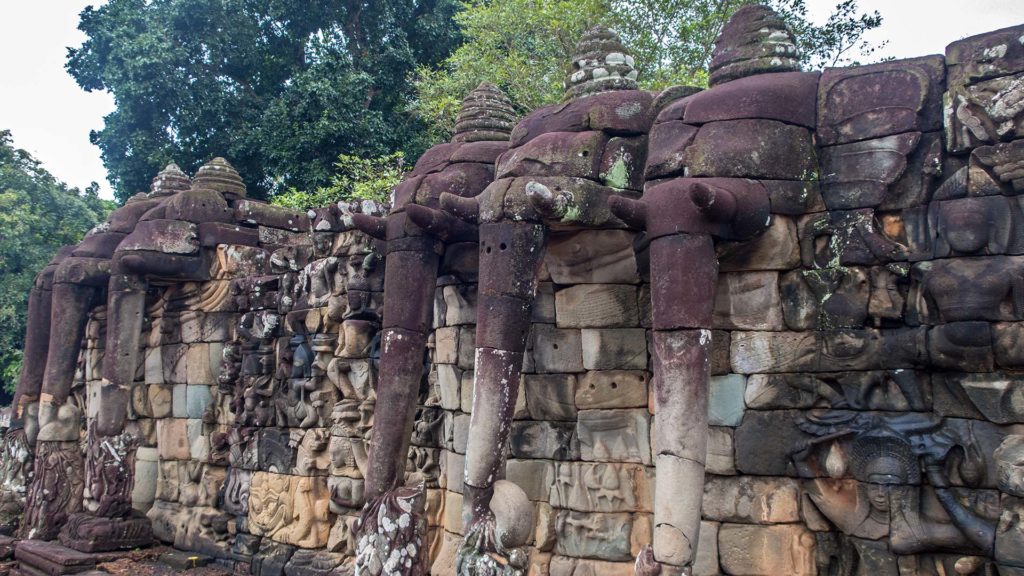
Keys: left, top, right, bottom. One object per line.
{"left": 1, "top": 0, "right": 1022, "bottom": 200}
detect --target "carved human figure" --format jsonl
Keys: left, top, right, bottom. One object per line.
{"left": 803, "top": 428, "right": 996, "bottom": 576}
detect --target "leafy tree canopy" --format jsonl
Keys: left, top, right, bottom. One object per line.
{"left": 0, "top": 130, "right": 114, "bottom": 394}
{"left": 68, "top": 0, "right": 463, "bottom": 203}
{"left": 411, "top": 0, "right": 885, "bottom": 139}
{"left": 271, "top": 152, "right": 407, "bottom": 209}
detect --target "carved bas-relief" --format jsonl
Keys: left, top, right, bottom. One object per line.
{"left": 795, "top": 423, "right": 1000, "bottom": 576}
{"left": 7, "top": 12, "right": 1024, "bottom": 576}
{"left": 59, "top": 428, "right": 153, "bottom": 552}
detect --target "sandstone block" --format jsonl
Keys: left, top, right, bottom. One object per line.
{"left": 555, "top": 284, "right": 639, "bottom": 329}
{"left": 581, "top": 329, "right": 647, "bottom": 370}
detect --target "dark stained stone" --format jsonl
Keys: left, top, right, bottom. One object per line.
{"left": 496, "top": 131, "right": 608, "bottom": 180}
{"left": 927, "top": 321, "right": 995, "bottom": 372}
{"left": 684, "top": 71, "right": 819, "bottom": 128}
{"left": 817, "top": 56, "right": 945, "bottom": 145}
{"left": 416, "top": 163, "right": 495, "bottom": 207}
{"left": 644, "top": 120, "right": 699, "bottom": 180}
{"left": 163, "top": 189, "right": 233, "bottom": 223}
{"left": 600, "top": 135, "right": 647, "bottom": 191}
{"left": 762, "top": 180, "right": 825, "bottom": 215}
{"left": 509, "top": 90, "right": 655, "bottom": 147}
{"left": 683, "top": 120, "right": 817, "bottom": 180}
{"left": 509, "top": 420, "right": 579, "bottom": 460}
{"left": 946, "top": 23, "right": 1024, "bottom": 86}
{"left": 450, "top": 140, "right": 509, "bottom": 164}
{"left": 235, "top": 200, "right": 311, "bottom": 232}
{"left": 198, "top": 221, "right": 260, "bottom": 247}
{"left": 71, "top": 232, "right": 127, "bottom": 259}
{"left": 708, "top": 4, "right": 801, "bottom": 87}
{"left": 734, "top": 409, "right": 811, "bottom": 476}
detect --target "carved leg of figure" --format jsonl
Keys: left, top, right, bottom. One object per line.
{"left": 461, "top": 222, "right": 545, "bottom": 564}
{"left": 21, "top": 440, "right": 84, "bottom": 540}
{"left": 0, "top": 428, "right": 32, "bottom": 535}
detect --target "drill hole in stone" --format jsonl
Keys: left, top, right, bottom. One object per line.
{"left": 499, "top": 243, "right": 507, "bottom": 251}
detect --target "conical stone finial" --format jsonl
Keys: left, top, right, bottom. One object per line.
{"left": 452, "top": 82, "right": 518, "bottom": 143}
{"left": 149, "top": 163, "right": 191, "bottom": 197}
{"left": 564, "top": 26, "right": 638, "bottom": 101}
{"left": 192, "top": 157, "right": 247, "bottom": 199}
{"left": 708, "top": 4, "right": 801, "bottom": 87}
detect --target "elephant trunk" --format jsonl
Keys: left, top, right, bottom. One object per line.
{"left": 462, "top": 221, "right": 545, "bottom": 540}
{"left": 363, "top": 234, "right": 441, "bottom": 501}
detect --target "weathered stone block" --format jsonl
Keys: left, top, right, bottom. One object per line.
{"left": 506, "top": 459, "right": 556, "bottom": 502}
{"left": 576, "top": 370, "right": 648, "bottom": 410}
{"left": 717, "top": 524, "right": 816, "bottom": 576}
{"left": 706, "top": 426, "right": 735, "bottom": 476}
{"left": 817, "top": 56, "right": 944, "bottom": 145}
{"left": 577, "top": 409, "right": 651, "bottom": 465}
{"left": 555, "top": 284, "right": 639, "bottom": 328}
{"left": 708, "top": 374, "right": 746, "bottom": 427}
{"left": 157, "top": 418, "right": 190, "bottom": 461}
{"left": 683, "top": 119, "right": 817, "bottom": 180}
{"left": 510, "top": 420, "right": 579, "bottom": 461}
{"left": 549, "top": 461, "right": 653, "bottom": 513}
{"left": 712, "top": 272, "right": 784, "bottom": 330}
{"left": 524, "top": 374, "right": 577, "bottom": 421}
{"left": 546, "top": 230, "right": 640, "bottom": 284}
{"left": 702, "top": 476, "right": 800, "bottom": 524}
{"left": 555, "top": 511, "right": 633, "bottom": 562}
{"left": 717, "top": 215, "right": 800, "bottom": 272}
{"left": 581, "top": 329, "right": 647, "bottom": 370}
{"left": 531, "top": 324, "right": 584, "bottom": 373}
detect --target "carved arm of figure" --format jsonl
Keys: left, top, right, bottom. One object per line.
{"left": 921, "top": 456, "right": 996, "bottom": 554}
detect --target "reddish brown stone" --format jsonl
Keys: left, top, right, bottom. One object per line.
{"left": 818, "top": 56, "right": 944, "bottom": 145}
{"left": 683, "top": 120, "right": 817, "bottom": 180}
{"left": 497, "top": 131, "right": 608, "bottom": 180}
{"left": 685, "top": 71, "right": 819, "bottom": 128}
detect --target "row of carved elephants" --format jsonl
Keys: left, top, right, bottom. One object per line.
{"left": 3, "top": 5, "right": 1024, "bottom": 576}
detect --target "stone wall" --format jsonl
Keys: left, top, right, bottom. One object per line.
{"left": 4, "top": 7, "right": 1024, "bottom": 576}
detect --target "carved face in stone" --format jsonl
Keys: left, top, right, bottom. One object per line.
{"left": 938, "top": 199, "right": 990, "bottom": 254}
{"left": 864, "top": 456, "right": 907, "bottom": 513}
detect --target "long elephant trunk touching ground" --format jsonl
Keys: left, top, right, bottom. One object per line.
{"left": 461, "top": 221, "right": 545, "bottom": 538}
{"left": 610, "top": 179, "right": 769, "bottom": 573}
{"left": 352, "top": 83, "right": 516, "bottom": 576}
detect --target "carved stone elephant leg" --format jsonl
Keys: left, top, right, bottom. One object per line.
{"left": 611, "top": 179, "right": 769, "bottom": 573}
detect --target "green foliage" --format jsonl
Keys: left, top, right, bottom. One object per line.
{"left": 67, "top": 0, "right": 463, "bottom": 203}
{"left": 411, "top": 0, "right": 885, "bottom": 140}
{"left": 0, "top": 130, "right": 113, "bottom": 394}
{"left": 410, "top": 0, "right": 608, "bottom": 140}
{"left": 271, "top": 152, "right": 408, "bottom": 210}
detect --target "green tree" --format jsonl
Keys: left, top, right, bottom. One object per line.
{"left": 271, "top": 152, "right": 408, "bottom": 209}
{"left": 0, "top": 130, "right": 114, "bottom": 394}
{"left": 410, "top": 0, "right": 885, "bottom": 139}
{"left": 67, "top": 0, "right": 463, "bottom": 203}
